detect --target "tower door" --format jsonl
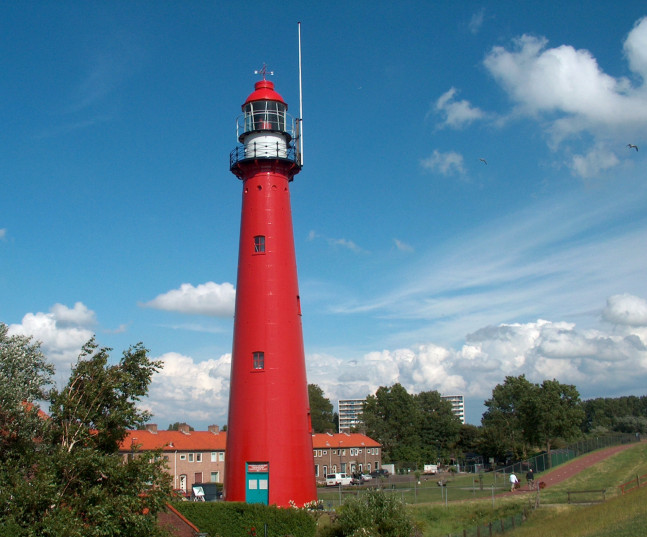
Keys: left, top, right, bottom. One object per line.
{"left": 246, "top": 462, "right": 269, "bottom": 505}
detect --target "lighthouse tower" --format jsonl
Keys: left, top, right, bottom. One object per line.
{"left": 224, "top": 73, "right": 316, "bottom": 507}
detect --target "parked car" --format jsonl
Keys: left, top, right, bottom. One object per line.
{"left": 370, "top": 469, "right": 390, "bottom": 478}
{"left": 326, "top": 473, "right": 352, "bottom": 486}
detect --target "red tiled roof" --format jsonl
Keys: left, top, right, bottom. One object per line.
{"left": 311, "top": 432, "right": 381, "bottom": 449}
{"left": 119, "top": 430, "right": 227, "bottom": 452}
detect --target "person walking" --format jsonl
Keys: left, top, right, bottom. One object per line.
{"left": 526, "top": 469, "right": 535, "bottom": 489}
{"left": 509, "top": 472, "right": 519, "bottom": 492}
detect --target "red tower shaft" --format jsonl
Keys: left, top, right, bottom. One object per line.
{"left": 224, "top": 80, "right": 316, "bottom": 507}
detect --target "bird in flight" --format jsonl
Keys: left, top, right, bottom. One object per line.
{"left": 627, "top": 144, "right": 638, "bottom": 151}
{"left": 479, "top": 158, "right": 487, "bottom": 165}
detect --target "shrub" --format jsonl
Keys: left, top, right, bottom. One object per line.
{"left": 326, "top": 489, "right": 416, "bottom": 537}
{"left": 174, "top": 501, "right": 316, "bottom": 537}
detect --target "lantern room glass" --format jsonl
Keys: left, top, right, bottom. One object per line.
{"left": 243, "top": 101, "right": 287, "bottom": 133}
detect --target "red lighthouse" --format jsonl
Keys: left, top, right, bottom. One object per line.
{"left": 224, "top": 73, "right": 316, "bottom": 507}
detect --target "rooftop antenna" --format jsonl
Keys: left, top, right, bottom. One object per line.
{"left": 298, "top": 22, "right": 304, "bottom": 167}
{"left": 254, "top": 63, "right": 274, "bottom": 80}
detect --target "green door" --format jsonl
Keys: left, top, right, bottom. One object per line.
{"left": 246, "top": 463, "right": 269, "bottom": 505}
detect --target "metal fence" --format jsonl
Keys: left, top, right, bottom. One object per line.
{"left": 450, "top": 509, "right": 530, "bottom": 537}
{"left": 484, "top": 433, "right": 639, "bottom": 478}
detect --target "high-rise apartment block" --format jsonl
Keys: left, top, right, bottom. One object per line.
{"left": 440, "top": 394, "right": 465, "bottom": 424}
{"left": 338, "top": 399, "right": 366, "bottom": 433}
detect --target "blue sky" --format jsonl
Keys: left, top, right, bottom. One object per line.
{"left": 2, "top": 1, "right": 647, "bottom": 428}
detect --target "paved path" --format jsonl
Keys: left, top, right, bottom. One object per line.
{"left": 503, "top": 441, "right": 641, "bottom": 496}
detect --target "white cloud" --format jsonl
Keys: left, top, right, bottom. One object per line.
{"left": 307, "top": 230, "right": 368, "bottom": 254}
{"left": 306, "top": 306, "right": 647, "bottom": 421}
{"left": 50, "top": 302, "right": 97, "bottom": 328}
{"left": 624, "top": 16, "right": 647, "bottom": 81}
{"left": 603, "top": 294, "right": 647, "bottom": 327}
{"left": 144, "top": 352, "right": 232, "bottom": 427}
{"left": 0, "top": 228, "right": 6, "bottom": 240}
{"left": 328, "top": 237, "right": 367, "bottom": 253}
{"left": 7, "top": 303, "right": 97, "bottom": 383}
{"left": 569, "top": 144, "right": 620, "bottom": 178}
{"left": 420, "top": 149, "right": 466, "bottom": 176}
{"left": 434, "top": 87, "right": 486, "bottom": 129}
{"left": 482, "top": 19, "right": 647, "bottom": 141}
{"left": 393, "top": 239, "right": 414, "bottom": 253}
{"left": 142, "top": 282, "right": 236, "bottom": 317}
{"left": 468, "top": 8, "right": 486, "bottom": 35}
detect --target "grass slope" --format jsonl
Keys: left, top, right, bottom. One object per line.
{"left": 508, "top": 484, "right": 647, "bottom": 537}
{"left": 409, "top": 442, "right": 647, "bottom": 537}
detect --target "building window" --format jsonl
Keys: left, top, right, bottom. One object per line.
{"left": 196, "top": 453, "right": 202, "bottom": 463}
{"left": 315, "top": 464, "right": 319, "bottom": 477}
{"left": 219, "top": 452, "right": 225, "bottom": 462}
{"left": 180, "top": 454, "right": 186, "bottom": 461}
{"left": 211, "top": 471, "right": 220, "bottom": 483}
{"left": 211, "top": 452, "right": 217, "bottom": 462}
{"left": 188, "top": 453, "right": 194, "bottom": 463}
{"left": 253, "top": 351, "right": 264, "bottom": 370}
{"left": 254, "top": 235, "right": 265, "bottom": 253}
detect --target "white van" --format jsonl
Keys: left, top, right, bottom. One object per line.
{"left": 325, "top": 473, "right": 352, "bottom": 486}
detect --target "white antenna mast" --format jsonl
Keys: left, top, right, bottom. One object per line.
{"left": 298, "top": 22, "right": 304, "bottom": 167}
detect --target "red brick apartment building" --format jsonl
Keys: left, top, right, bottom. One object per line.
{"left": 120, "top": 424, "right": 226, "bottom": 493}
{"left": 312, "top": 433, "right": 382, "bottom": 483}
{"left": 120, "top": 426, "right": 382, "bottom": 493}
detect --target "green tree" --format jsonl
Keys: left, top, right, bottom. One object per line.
{"left": 0, "top": 323, "right": 54, "bottom": 459}
{"left": 414, "top": 390, "right": 462, "bottom": 463}
{"left": 308, "top": 384, "right": 337, "bottom": 433}
{"left": 0, "top": 325, "right": 172, "bottom": 537}
{"left": 167, "top": 422, "right": 194, "bottom": 431}
{"left": 481, "top": 375, "right": 535, "bottom": 460}
{"left": 529, "top": 379, "right": 584, "bottom": 454}
{"left": 363, "top": 384, "right": 420, "bottom": 465}
{"left": 481, "top": 375, "right": 585, "bottom": 463}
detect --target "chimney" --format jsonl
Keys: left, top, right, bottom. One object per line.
{"left": 208, "top": 425, "right": 220, "bottom": 434}
{"left": 178, "top": 423, "right": 191, "bottom": 434}
{"left": 145, "top": 423, "right": 158, "bottom": 433}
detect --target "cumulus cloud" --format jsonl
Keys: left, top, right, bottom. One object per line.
{"left": 50, "top": 302, "right": 97, "bottom": 328}
{"left": 142, "top": 282, "right": 236, "bottom": 317}
{"left": 420, "top": 149, "right": 466, "bottom": 176}
{"left": 434, "top": 87, "right": 486, "bottom": 129}
{"left": 482, "top": 18, "right": 647, "bottom": 140}
{"left": 144, "top": 352, "right": 232, "bottom": 427}
{"left": 603, "top": 294, "right": 647, "bottom": 327}
{"left": 569, "top": 145, "right": 620, "bottom": 178}
{"left": 7, "top": 303, "right": 97, "bottom": 383}
{"left": 311, "top": 303, "right": 647, "bottom": 423}
{"left": 433, "top": 17, "right": 647, "bottom": 178}
{"left": 624, "top": 16, "right": 647, "bottom": 81}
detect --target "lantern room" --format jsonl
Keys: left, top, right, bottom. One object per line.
{"left": 230, "top": 78, "right": 301, "bottom": 173}
{"left": 240, "top": 80, "right": 290, "bottom": 139}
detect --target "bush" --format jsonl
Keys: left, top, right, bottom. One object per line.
{"left": 324, "top": 489, "right": 416, "bottom": 537}
{"left": 174, "top": 501, "right": 316, "bottom": 537}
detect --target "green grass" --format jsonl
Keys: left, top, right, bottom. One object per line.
{"left": 317, "top": 472, "right": 510, "bottom": 508}
{"left": 536, "top": 442, "right": 647, "bottom": 505}
{"left": 505, "top": 484, "right": 647, "bottom": 537}
{"left": 405, "top": 442, "right": 647, "bottom": 537}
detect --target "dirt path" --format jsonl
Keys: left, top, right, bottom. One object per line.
{"left": 504, "top": 441, "right": 641, "bottom": 496}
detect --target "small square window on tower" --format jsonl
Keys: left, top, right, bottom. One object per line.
{"left": 253, "top": 351, "right": 264, "bottom": 370}
{"left": 254, "top": 235, "right": 266, "bottom": 253}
